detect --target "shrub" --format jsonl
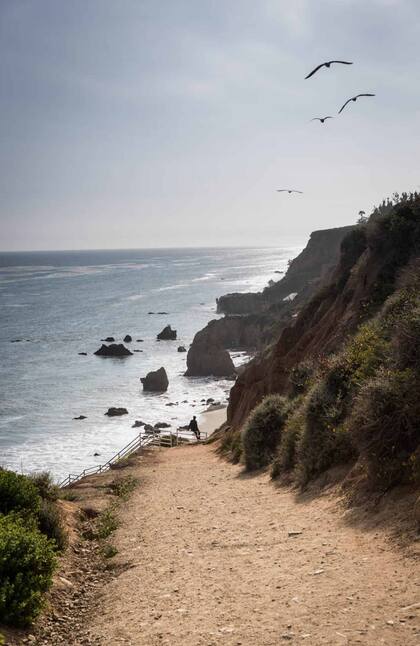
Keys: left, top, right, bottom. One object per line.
{"left": 96, "top": 508, "right": 119, "bottom": 540}
{"left": 29, "top": 472, "right": 59, "bottom": 502}
{"left": 218, "top": 427, "right": 242, "bottom": 463}
{"left": 271, "top": 404, "right": 305, "bottom": 478}
{"left": 242, "top": 395, "right": 289, "bottom": 471}
{"left": 343, "top": 321, "right": 388, "bottom": 387}
{"left": 37, "top": 500, "right": 67, "bottom": 551}
{"left": 0, "top": 515, "right": 56, "bottom": 627}
{"left": 393, "top": 304, "right": 420, "bottom": 372}
{"left": 0, "top": 470, "right": 40, "bottom": 517}
{"left": 350, "top": 369, "right": 420, "bottom": 487}
{"left": 296, "top": 367, "right": 356, "bottom": 486}
{"left": 288, "top": 360, "right": 314, "bottom": 398}
{"left": 107, "top": 476, "right": 138, "bottom": 501}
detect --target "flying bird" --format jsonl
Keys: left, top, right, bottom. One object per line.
{"left": 276, "top": 189, "right": 303, "bottom": 194}
{"left": 311, "top": 116, "right": 333, "bottom": 124}
{"left": 338, "top": 93, "right": 375, "bottom": 114}
{"left": 305, "top": 60, "right": 353, "bottom": 80}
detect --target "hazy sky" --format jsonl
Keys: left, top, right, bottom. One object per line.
{"left": 1, "top": 0, "right": 419, "bottom": 251}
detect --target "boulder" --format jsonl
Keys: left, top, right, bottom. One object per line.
{"left": 177, "top": 346, "right": 187, "bottom": 352}
{"left": 157, "top": 311, "right": 169, "bottom": 315}
{"left": 73, "top": 415, "right": 87, "bottom": 420}
{"left": 144, "top": 424, "right": 156, "bottom": 434}
{"left": 185, "top": 339, "right": 236, "bottom": 378}
{"left": 101, "top": 336, "right": 115, "bottom": 342}
{"left": 105, "top": 407, "right": 128, "bottom": 416}
{"left": 157, "top": 325, "right": 177, "bottom": 341}
{"left": 94, "top": 343, "right": 132, "bottom": 357}
{"left": 136, "top": 339, "right": 144, "bottom": 342}
{"left": 124, "top": 334, "right": 132, "bottom": 343}
{"left": 78, "top": 352, "right": 88, "bottom": 356}
{"left": 140, "top": 367, "right": 169, "bottom": 392}
{"left": 132, "top": 420, "right": 146, "bottom": 428}
{"left": 154, "top": 422, "right": 171, "bottom": 429}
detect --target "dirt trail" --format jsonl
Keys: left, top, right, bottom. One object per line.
{"left": 85, "top": 445, "right": 420, "bottom": 645}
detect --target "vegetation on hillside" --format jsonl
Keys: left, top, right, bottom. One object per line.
{"left": 224, "top": 193, "right": 420, "bottom": 495}
{"left": 0, "top": 470, "right": 65, "bottom": 627}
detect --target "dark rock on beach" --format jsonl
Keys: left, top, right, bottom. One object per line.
{"left": 157, "top": 325, "right": 177, "bottom": 341}
{"left": 123, "top": 334, "right": 132, "bottom": 342}
{"left": 73, "top": 415, "right": 87, "bottom": 420}
{"left": 136, "top": 339, "right": 144, "bottom": 342}
{"left": 102, "top": 336, "right": 115, "bottom": 342}
{"left": 94, "top": 343, "right": 133, "bottom": 357}
{"left": 78, "top": 352, "right": 88, "bottom": 356}
{"left": 177, "top": 345, "right": 187, "bottom": 352}
{"left": 141, "top": 367, "right": 169, "bottom": 392}
{"left": 105, "top": 407, "right": 128, "bottom": 417}
{"left": 132, "top": 420, "right": 146, "bottom": 428}
{"left": 154, "top": 422, "right": 171, "bottom": 429}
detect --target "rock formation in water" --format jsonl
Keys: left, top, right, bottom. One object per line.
{"left": 94, "top": 344, "right": 133, "bottom": 357}
{"left": 141, "top": 367, "right": 169, "bottom": 391}
{"left": 105, "top": 407, "right": 128, "bottom": 416}
{"left": 157, "top": 325, "right": 177, "bottom": 340}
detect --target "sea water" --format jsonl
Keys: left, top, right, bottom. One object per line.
{"left": 0, "top": 246, "right": 301, "bottom": 480}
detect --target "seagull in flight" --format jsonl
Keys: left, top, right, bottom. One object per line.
{"left": 305, "top": 60, "right": 353, "bottom": 80}
{"left": 276, "top": 189, "right": 303, "bottom": 194}
{"left": 338, "top": 93, "right": 375, "bottom": 114}
{"left": 311, "top": 116, "right": 333, "bottom": 124}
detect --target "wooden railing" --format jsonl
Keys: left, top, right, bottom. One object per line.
{"left": 58, "top": 428, "right": 207, "bottom": 488}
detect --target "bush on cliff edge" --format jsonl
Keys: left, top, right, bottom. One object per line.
{"left": 242, "top": 395, "right": 289, "bottom": 471}
{"left": 0, "top": 515, "right": 56, "bottom": 627}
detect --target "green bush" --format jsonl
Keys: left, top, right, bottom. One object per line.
{"left": 271, "top": 404, "right": 305, "bottom": 478}
{"left": 29, "top": 472, "right": 59, "bottom": 502}
{"left": 393, "top": 304, "right": 420, "bottom": 372}
{"left": 37, "top": 500, "right": 67, "bottom": 551}
{"left": 218, "top": 427, "right": 242, "bottom": 463}
{"left": 350, "top": 369, "right": 420, "bottom": 487}
{"left": 0, "top": 470, "right": 40, "bottom": 517}
{"left": 0, "top": 515, "right": 56, "bottom": 627}
{"left": 343, "top": 320, "right": 388, "bottom": 387}
{"left": 242, "top": 395, "right": 289, "bottom": 471}
{"left": 288, "top": 360, "right": 314, "bottom": 398}
{"left": 296, "top": 366, "right": 356, "bottom": 486}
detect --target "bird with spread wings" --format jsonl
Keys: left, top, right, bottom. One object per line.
{"left": 338, "top": 93, "right": 375, "bottom": 113}
{"left": 305, "top": 60, "right": 353, "bottom": 79}
{"left": 276, "top": 189, "right": 304, "bottom": 194}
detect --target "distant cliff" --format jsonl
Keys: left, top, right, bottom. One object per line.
{"left": 217, "top": 226, "right": 354, "bottom": 316}
{"left": 185, "top": 226, "right": 354, "bottom": 377}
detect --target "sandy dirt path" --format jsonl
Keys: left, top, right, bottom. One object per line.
{"left": 86, "top": 445, "right": 420, "bottom": 645}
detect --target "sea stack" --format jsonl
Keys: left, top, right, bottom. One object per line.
{"left": 140, "top": 367, "right": 169, "bottom": 392}
{"left": 94, "top": 343, "right": 133, "bottom": 357}
{"left": 157, "top": 325, "right": 177, "bottom": 341}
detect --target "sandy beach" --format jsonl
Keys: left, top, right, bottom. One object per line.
{"left": 198, "top": 406, "right": 227, "bottom": 438}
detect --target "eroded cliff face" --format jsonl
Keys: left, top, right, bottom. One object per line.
{"left": 227, "top": 225, "right": 397, "bottom": 429}
{"left": 186, "top": 226, "right": 354, "bottom": 378}
{"left": 217, "top": 226, "right": 354, "bottom": 316}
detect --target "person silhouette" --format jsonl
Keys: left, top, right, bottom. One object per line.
{"left": 188, "top": 415, "right": 200, "bottom": 441}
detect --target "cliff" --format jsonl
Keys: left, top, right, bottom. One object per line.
{"left": 228, "top": 195, "right": 420, "bottom": 430}
{"left": 186, "top": 226, "right": 354, "bottom": 377}
{"left": 217, "top": 226, "right": 354, "bottom": 315}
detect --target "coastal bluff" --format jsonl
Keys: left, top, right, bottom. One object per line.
{"left": 186, "top": 226, "right": 353, "bottom": 376}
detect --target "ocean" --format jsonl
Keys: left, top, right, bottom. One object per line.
{"left": 0, "top": 246, "right": 301, "bottom": 481}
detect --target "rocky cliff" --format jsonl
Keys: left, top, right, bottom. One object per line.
{"left": 227, "top": 203, "right": 419, "bottom": 429}
{"left": 187, "top": 226, "right": 354, "bottom": 377}
{"left": 217, "top": 226, "right": 354, "bottom": 316}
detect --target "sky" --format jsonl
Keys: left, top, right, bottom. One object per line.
{"left": 0, "top": 0, "right": 419, "bottom": 251}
